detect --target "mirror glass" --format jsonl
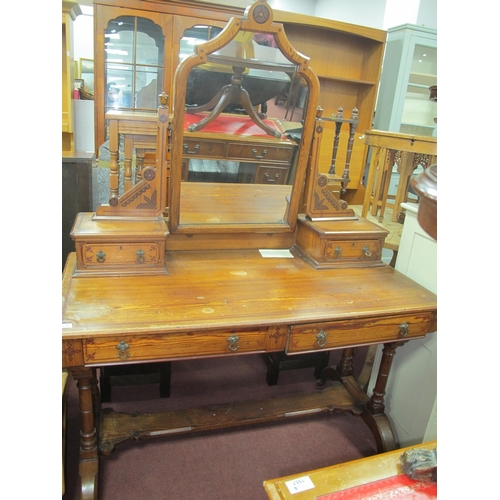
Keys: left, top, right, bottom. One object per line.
{"left": 174, "top": 27, "right": 309, "bottom": 228}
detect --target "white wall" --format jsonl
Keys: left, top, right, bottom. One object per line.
{"left": 269, "top": 0, "right": 316, "bottom": 16}
{"left": 74, "top": 8, "right": 94, "bottom": 62}
{"left": 315, "top": 0, "right": 387, "bottom": 29}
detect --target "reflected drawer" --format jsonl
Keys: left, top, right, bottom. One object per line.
{"left": 287, "top": 313, "right": 434, "bottom": 354}
{"left": 83, "top": 328, "right": 269, "bottom": 364}
{"left": 227, "top": 143, "right": 294, "bottom": 163}
{"left": 182, "top": 139, "right": 225, "bottom": 158}
{"left": 255, "top": 165, "right": 289, "bottom": 184}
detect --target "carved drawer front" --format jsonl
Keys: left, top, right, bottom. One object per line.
{"left": 287, "top": 313, "right": 433, "bottom": 354}
{"left": 321, "top": 239, "right": 382, "bottom": 262}
{"left": 79, "top": 242, "right": 164, "bottom": 268}
{"left": 182, "top": 139, "right": 225, "bottom": 158}
{"left": 226, "top": 143, "right": 294, "bottom": 163}
{"left": 83, "top": 328, "right": 269, "bottom": 364}
{"left": 255, "top": 165, "right": 288, "bottom": 184}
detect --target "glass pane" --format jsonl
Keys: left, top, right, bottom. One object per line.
{"left": 400, "top": 44, "right": 437, "bottom": 136}
{"left": 105, "top": 17, "right": 135, "bottom": 65}
{"left": 135, "top": 19, "right": 164, "bottom": 66}
{"left": 106, "top": 65, "right": 134, "bottom": 109}
{"left": 136, "top": 68, "right": 164, "bottom": 109}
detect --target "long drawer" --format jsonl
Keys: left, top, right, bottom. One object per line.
{"left": 287, "top": 313, "right": 434, "bottom": 353}
{"left": 83, "top": 327, "right": 271, "bottom": 364}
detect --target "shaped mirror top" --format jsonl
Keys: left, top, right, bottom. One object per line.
{"left": 168, "top": 0, "right": 320, "bottom": 233}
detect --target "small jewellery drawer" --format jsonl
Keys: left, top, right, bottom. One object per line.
{"left": 83, "top": 328, "right": 268, "bottom": 364}
{"left": 79, "top": 242, "right": 164, "bottom": 268}
{"left": 226, "top": 143, "right": 294, "bottom": 163}
{"left": 321, "top": 239, "right": 382, "bottom": 262}
{"left": 287, "top": 313, "right": 434, "bottom": 354}
{"left": 182, "top": 139, "right": 225, "bottom": 157}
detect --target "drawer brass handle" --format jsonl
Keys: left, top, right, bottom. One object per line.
{"left": 136, "top": 249, "right": 145, "bottom": 262}
{"left": 96, "top": 250, "right": 106, "bottom": 263}
{"left": 264, "top": 173, "right": 280, "bottom": 183}
{"left": 227, "top": 333, "right": 240, "bottom": 351}
{"left": 334, "top": 247, "right": 342, "bottom": 258}
{"left": 362, "top": 246, "right": 372, "bottom": 257}
{"left": 399, "top": 322, "right": 410, "bottom": 336}
{"left": 251, "top": 148, "right": 268, "bottom": 159}
{"left": 183, "top": 143, "right": 200, "bottom": 155}
{"left": 116, "top": 340, "right": 130, "bottom": 359}
{"left": 316, "top": 330, "right": 328, "bottom": 347}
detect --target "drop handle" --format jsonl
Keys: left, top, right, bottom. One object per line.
{"left": 116, "top": 340, "right": 130, "bottom": 359}
{"left": 183, "top": 143, "right": 200, "bottom": 155}
{"left": 399, "top": 322, "right": 410, "bottom": 336}
{"left": 362, "top": 246, "right": 372, "bottom": 257}
{"left": 316, "top": 330, "right": 328, "bottom": 347}
{"left": 251, "top": 148, "right": 268, "bottom": 159}
{"left": 96, "top": 250, "right": 106, "bottom": 263}
{"left": 227, "top": 333, "right": 240, "bottom": 351}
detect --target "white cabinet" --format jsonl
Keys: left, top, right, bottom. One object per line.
{"left": 368, "top": 202, "right": 437, "bottom": 447}
{"left": 374, "top": 24, "right": 437, "bottom": 138}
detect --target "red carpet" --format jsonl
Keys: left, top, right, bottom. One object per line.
{"left": 63, "top": 349, "right": 377, "bottom": 499}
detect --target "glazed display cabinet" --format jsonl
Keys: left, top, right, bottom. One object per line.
{"left": 373, "top": 24, "right": 437, "bottom": 137}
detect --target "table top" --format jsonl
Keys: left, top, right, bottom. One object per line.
{"left": 263, "top": 440, "right": 437, "bottom": 499}
{"left": 62, "top": 249, "right": 436, "bottom": 341}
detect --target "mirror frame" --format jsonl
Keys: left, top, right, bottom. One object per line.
{"left": 168, "top": 0, "right": 319, "bottom": 234}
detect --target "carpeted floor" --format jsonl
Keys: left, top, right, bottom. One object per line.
{"left": 63, "top": 348, "right": 377, "bottom": 500}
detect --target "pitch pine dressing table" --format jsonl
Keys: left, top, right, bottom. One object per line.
{"left": 63, "top": 3, "right": 437, "bottom": 498}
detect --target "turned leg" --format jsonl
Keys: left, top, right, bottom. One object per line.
{"left": 337, "top": 347, "right": 355, "bottom": 377}
{"left": 317, "top": 347, "right": 353, "bottom": 386}
{"left": 362, "top": 341, "right": 407, "bottom": 453}
{"left": 70, "top": 367, "right": 100, "bottom": 500}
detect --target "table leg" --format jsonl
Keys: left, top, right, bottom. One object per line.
{"left": 362, "top": 341, "right": 407, "bottom": 453}
{"left": 70, "top": 367, "right": 100, "bottom": 500}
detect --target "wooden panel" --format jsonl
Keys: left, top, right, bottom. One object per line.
{"left": 62, "top": 155, "right": 93, "bottom": 271}
{"left": 280, "top": 24, "right": 376, "bottom": 82}
{"left": 287, "top": 313, "right": 433, "bottom": 353}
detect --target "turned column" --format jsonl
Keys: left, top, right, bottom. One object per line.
{"left": 70, "top": 367, "right": 100, "bottom": 500}
{"left": 367, "top": 341, "right": 407, "bottom": 415}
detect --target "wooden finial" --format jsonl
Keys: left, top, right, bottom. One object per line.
{"left": 158, "top": 92, "right": 169, "bottom": 107}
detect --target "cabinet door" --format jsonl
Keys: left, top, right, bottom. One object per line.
{"left": 399, "top": 37, "right": 437, "bottom": 136}
{"left": 374, "top": 25, "right": 437, "bottom": 138}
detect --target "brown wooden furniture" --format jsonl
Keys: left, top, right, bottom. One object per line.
{"left": 263, "top": 440, "right": 437, "bottom": 499}
{"left": 63, "top": 250, "right": 436, "bottom": 499}
{"left": 411, "top": 164, "right": 437, "bottom": 240}
{"left": 93, "top": 0, "right": 386, "bottom": 197}
{"left": 64, "top": 4, "right": 436, "bottom": 499}
{"left": 362, "top": 130, "right": 437, "bottom": 223}
{"left": 62, "top": 152, "right": 94, "bottom": 271}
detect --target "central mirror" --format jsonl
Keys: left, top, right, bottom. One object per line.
{"left": 168, "top": 0, "right": 319, "bottom": 233}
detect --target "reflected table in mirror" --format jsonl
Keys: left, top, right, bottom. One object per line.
{"left": 179, "top": 182, "right": 291, "bottom": 226}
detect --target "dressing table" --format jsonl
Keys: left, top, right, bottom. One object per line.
{"left": 63, "top": 3, "right": 437, "bottom": 498}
